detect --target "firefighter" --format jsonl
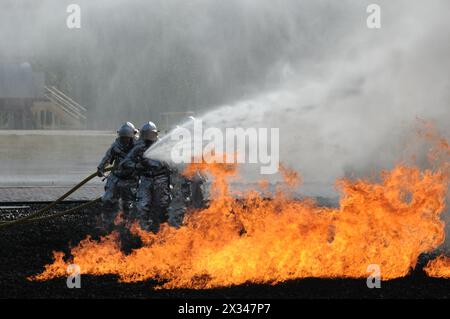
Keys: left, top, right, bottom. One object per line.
{"left": 167, "top": 167, "right": 192, "bottom": 227}
{"left": 120, "top": 121, "right": 172, "bottom": 232}
{"left": 97, "top": 123, "right": 138, "bottom": 229}
{"left": 168, "top": 167, "right": 207, "bottom": 227}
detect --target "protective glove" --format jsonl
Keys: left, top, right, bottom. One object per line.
{"left": 96, "top": 168, "right": 104, "bottom": 177}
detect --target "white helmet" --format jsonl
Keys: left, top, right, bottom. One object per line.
{"left": 117, "top": 123, "right": 135, "bottom": 138}
{"left": 140, "top": 121, "right": 159, "bottom": 142}
{"left": 125, "top": 121, "right": 138, "bottom": 134}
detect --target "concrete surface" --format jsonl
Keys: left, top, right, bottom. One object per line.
{"left": 0, "top": 185, "right": 104, "bottom": 202}
{"left": 0, "top": 130, "right": 114, "bottom": 201}
{"left": 0, "top": 130, "right": 115, "bottom": 186}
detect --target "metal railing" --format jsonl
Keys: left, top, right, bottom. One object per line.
{"left": 44, "top": 86, "right": 87, "bottom": 123}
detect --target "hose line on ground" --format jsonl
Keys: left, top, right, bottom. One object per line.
{"left": 0, "top": 197, "right": 102, "bottom": 226}
{"left": 0, "top": 168, "right": 111, "bottom": 230}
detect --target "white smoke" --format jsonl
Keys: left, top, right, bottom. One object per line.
{"left": 148, "top": 0, "right": 450, "bottom": 198}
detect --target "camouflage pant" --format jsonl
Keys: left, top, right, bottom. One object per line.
{"left": 136, "top": 175, "right": 171, "bottom": 232}
{"left": 101, "top": 174, "right": 137, "bottom": 227}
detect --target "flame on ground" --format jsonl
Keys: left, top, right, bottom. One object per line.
{"left": 424, "top": 256, "right": 450, "bottom": 278}
{"left": 31, "top": 123, "right": 449, "bottom": 289}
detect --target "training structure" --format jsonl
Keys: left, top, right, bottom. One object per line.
{"left": 0, "top": 62, "right": 86, "bottom": 129}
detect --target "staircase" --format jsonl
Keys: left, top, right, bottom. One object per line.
{"left": 44, "top": 86, "right": 87, "bottom": 127}
{"left": 32, "top": 86, "right": 87, "bottom": 129}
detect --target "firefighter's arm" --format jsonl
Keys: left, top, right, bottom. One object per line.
{"left": 97, "top": 144, "right": 115, "bottom": 176}
{"left": 119, "top": 145, "right": 141, "bottom": 171}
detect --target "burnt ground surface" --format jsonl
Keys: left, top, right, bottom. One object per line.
{"left": 0, "top": 202, "right": 449, "bottom": 299}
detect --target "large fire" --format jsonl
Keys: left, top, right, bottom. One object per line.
{"left": 32, "top": 123, "right": 450, "bottom": 288}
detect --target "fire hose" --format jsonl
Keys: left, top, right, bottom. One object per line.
{"left": 0, "top": 167, "right": 112, "bottom": 230}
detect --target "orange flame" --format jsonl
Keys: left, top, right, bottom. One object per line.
{"left": 31, "top": 164, "right": 448, "bottom": 288}
{"left": 424, "top": 255, "right": 450, "bottom": 278}
{"left": 31, "top": 123, "right": 449, "bottom": 289}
